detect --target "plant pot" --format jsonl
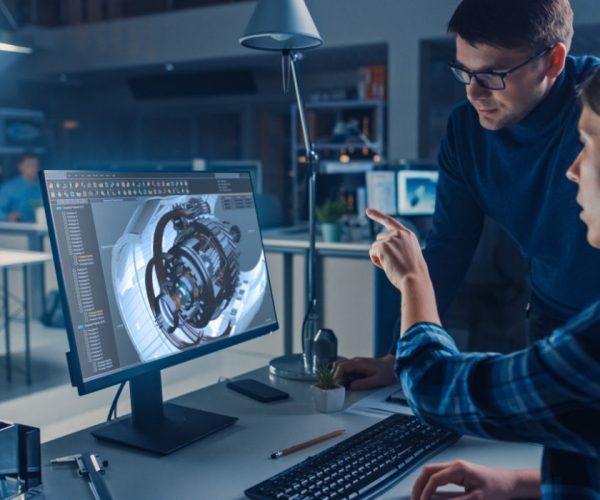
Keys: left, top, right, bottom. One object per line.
{"left": 321, "top": 223, "right": 342, "bottom": 243}
{"left": 310, "top": 385, "right": 346, "bottom": 413}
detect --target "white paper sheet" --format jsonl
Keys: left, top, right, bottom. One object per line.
{"left": 344, "top": 383, "right": 413, "bottom": 418}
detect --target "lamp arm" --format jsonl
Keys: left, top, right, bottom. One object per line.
{"left": 289, "top": 52, "right": 314, "bottom": 158}
{"left": 242, "top": 0, "right": 325, "bottom": 379}
{"left": 289, "top": 51, "right": 320, "bottom": 369}
{"left": 289, "top": 51, "right": 318, "bottom": 306}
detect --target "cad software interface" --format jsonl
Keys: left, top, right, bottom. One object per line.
{"left": 43, "top": 171, "right": 277, "bottom": 383}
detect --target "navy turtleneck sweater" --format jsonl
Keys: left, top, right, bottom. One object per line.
{"left": 424, "top": 55, "right": 600, "bottom": 320}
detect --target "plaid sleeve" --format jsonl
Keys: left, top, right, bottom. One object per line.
{"left": 395, "top": 309, "right": 600, "bottom": 458}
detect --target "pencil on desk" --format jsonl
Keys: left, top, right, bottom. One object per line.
{"left": 270, "top": 429, "right": 345, "bottom": 459}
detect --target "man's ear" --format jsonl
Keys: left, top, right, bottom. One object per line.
{"left": 546, "top": 43, "right": 567, "bottom": 80}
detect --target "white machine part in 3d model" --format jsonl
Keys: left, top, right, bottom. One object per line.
{"left": 111, "top": 195, "right": 268, "bottom": 361}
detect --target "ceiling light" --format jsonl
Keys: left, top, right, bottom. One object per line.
{"left": 0, "top": 41, "right": 31, "bottom": 54}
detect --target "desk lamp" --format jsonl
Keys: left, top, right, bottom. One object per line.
{"left": 240, "top": 0, "right": 322, "bottom": 380}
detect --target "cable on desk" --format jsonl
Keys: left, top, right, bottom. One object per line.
{"left": 105, "top": 376, "right": 233, "bottom": 422}
{"left": 106, "top": 382, "right": 126, "bottom": 422}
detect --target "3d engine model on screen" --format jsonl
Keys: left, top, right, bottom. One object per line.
{"left": 111, "top": 194, "right": 269, "bottom": 362}
{"left": 145, "top": 198, "right": 241, "bottom": 348}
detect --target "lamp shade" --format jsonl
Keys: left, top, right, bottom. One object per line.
{"left": 239, "top": 0, "right": 322, "bottom": 51}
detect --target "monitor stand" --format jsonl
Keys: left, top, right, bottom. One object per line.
{"left": 91, "top": 371, "right": 237, "bottom": 455}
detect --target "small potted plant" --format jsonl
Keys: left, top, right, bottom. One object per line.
{"left": 316, "top": 199, "right": 346, "bottom": 242}
{"left": 310, "top": 364, "right": 345, "bottom": 412}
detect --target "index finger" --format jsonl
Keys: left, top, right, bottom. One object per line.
{"left": 366, "top": 208, "right": 409, "bottom": 232}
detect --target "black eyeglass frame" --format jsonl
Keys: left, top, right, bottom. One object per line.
{"left": 448, "top": 47, "right": 553, "bottom": 90}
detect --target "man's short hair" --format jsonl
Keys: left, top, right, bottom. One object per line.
{"left": 448, "top": 0, "right": 574, "bottom": 52}
{"left": 581, "top": 68, "right": 600, "bottom": 116}
{"left": 17, "top": 151, "right": 39, "bottom": 166}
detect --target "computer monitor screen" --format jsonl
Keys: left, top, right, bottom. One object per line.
{"left": 41, "top": 170, "right": 278, "bottom": 453}
{"left": 397, "top": 170, "right": 439, "bottom": 216}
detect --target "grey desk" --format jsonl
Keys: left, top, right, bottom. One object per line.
{"left": 39, "top": 367, "right": 541, "bottom": 499}
{"left": 0, "top": 222, "right": 48, "bottom": 250}
{"left": 0, "top": 222, "right": 50, "bottom": 317}
{"left": 0, "top": 249, "right": 52, "bottom": 384}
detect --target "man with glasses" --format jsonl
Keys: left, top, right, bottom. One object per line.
{"left": 335, "top": 0, "right": 600, "bottom": 389}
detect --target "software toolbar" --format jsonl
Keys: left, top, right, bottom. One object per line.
{"left": 46, "top": 179, "right": 190, "bottom": 199}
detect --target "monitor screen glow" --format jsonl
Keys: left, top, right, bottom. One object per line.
{"left": 397, "top": 170, "right": 439, "bottom": 216}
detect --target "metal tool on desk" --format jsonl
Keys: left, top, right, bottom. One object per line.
{"left": 50, "top": 453, "right": 112, "bottom": 500}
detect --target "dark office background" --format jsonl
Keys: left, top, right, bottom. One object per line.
{"left": 0, "top": 0, "right": 599, "bottom": 353}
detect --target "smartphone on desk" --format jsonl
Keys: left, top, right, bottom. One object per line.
{"left": 226, "top": 379, "right": 290, "bottom": 403}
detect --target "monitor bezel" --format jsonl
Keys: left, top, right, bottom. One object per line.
{"left": 40, "top": 169, "right": 279, "bottom": 396}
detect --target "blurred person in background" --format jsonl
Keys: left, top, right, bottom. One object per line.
{"left": 0, "top": 152, "right": 42, "bottom": 223}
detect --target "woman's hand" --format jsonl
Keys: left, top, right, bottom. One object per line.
{"left": 366, "top": 208, "right": 440, "bottom": 334}
{"left": 412, "top": 460, "right": 541, "bottom": 500}
{"left": 366, "top": 208, "right": 428, "bottom": 293}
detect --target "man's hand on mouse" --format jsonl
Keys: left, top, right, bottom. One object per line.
{"left": 333, "top": 354, "right": 397, "bottom": 390}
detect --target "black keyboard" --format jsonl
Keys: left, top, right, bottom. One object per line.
{"left": 245, "top": 413, "right": 459, "bottom": 500}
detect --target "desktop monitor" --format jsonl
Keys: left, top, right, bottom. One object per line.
{"left": 40, "top": 170, "right": 279, "bottom": 454}
{"left": 397, "top": 170, "right": 439, "bottom": 216}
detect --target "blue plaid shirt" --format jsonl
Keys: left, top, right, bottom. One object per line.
{"left": 395, "top": 300, "right": 600, "bottom": 499}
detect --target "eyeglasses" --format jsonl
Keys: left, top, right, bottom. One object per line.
{"left": 448, "top": 47, "right": 552, "bottom": 90}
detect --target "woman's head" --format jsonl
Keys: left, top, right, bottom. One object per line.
{"left": 567, "top": 68, "right": 600, "bottom": 248}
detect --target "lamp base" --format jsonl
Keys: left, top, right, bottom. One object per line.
{"left": 269, "top": 354, "right": 315, "bottom": 381}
